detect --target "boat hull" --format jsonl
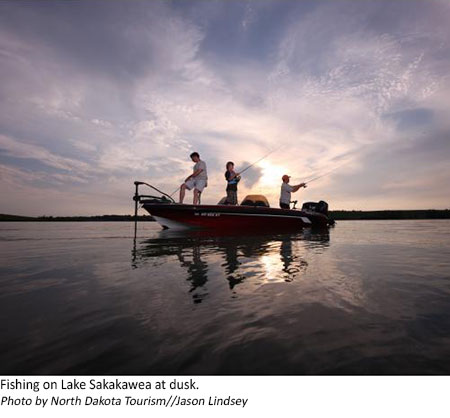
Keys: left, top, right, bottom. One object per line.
{"left": 142, "top": 203, "right": 329, "bottom": 231}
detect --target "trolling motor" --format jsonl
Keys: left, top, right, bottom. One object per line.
{"left": 133, "top": 181, "right": 175, "bottom": 218}
{"left": 133, "top": 181, "right": 175, "bottom": 203}
{"left": 133, "top": 181, "right": 175, "bottom": 235}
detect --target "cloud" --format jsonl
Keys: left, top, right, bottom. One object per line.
{"left": 0, "top": 0, "right": 450, "bottom": 215}
{"left": 239, "top": 161, "right": 263, "bottom": 188}
{"left": 0, "top": 134, "right": 92, "bottom": 173}
{"left": 383, "top": 108, "right": 434, "bottom": 130}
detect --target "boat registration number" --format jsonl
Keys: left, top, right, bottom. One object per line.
{"left": 195, "top": 212, "right": 220, "bottom": 217}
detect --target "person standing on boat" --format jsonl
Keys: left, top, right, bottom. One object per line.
{"left": 279, "top": 175, "right": 306, "bottom": 209}
{"left": 224, "top": 161, "right": 240, "bottom": 205}
{"left": 179, "top": 152, "right": 207, "bottom": 205}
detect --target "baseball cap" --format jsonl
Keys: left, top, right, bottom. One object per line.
{"left": 282, "top": 174, "right": 290, "bottom": 182}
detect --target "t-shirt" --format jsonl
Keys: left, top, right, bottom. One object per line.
{"left": 225, "top": 170, "right": 239, "bottom": 191}
{"left": 193, "top": 160, "right": 207, "bottom": 180}
{"left": 280, "top": 182, "right": 294, "bottom": 204}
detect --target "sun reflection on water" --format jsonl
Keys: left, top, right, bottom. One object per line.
{"left": 133, "top": 229, "right": 328, "bottom": 303}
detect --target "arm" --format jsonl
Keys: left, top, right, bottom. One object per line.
{"left": 292, "top": 183, "right": 307, "bottom": 192}
{"left": 185, "top": 169, "right": 202, "bottom": 182}
{"left": 191, "top": 168, "right": 203, "bottom": 178}
{"left": 191, "top": 161, "right": 206, "bottom": 180}
{"left": 228, "top": 172, "right": 240, "bottom": 181}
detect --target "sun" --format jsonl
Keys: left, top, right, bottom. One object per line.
{"left": 258, "top": 160, "right": 286, "bottom": 188}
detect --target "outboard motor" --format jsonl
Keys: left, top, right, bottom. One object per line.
{"left": 302, "top": 200, "right": 329, "bottom": 215}
{"left": 316, "top": 200, "right": 329, "bottom": 215}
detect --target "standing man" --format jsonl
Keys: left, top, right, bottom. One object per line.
{"left": 179, "top": 152, "right": 207, "bottom": 205}
{"left": 279, "top": 174, "right": 306, "bottom": 209}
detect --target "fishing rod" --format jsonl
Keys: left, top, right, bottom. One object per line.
{"left": 302, "top": 141, "right": 372, "bottom": 185}
{"left": 302, "top": 160, "right": 351, "bottom": 185}
{"left": 238, "top": 144, "right": 284, "bottom": 175}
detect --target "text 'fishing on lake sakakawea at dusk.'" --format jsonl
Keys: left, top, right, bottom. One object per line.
{"left": 1, "top": 378, "right": 197, "bottom": 391}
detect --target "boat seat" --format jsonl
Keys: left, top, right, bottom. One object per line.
{"left": 240, "top": 194, "right": 270, "bottom": 208}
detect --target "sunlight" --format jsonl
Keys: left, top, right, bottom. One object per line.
{"left": 261, "top": 254, "right": 281, "bottom": 282}
{"left": 258, "top": 160, "right": 287, "bottom": 188}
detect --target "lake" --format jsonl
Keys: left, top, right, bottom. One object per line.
{"left": 1, "top": 220, "right": 450, "bottom": 374}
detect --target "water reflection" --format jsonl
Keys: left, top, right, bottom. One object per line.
{"left": 3, "top": 221, "right": 450, "bottom": 374}
{"left": 177, "top": 245, "right": 208, "bottom": 303}
{"left": 133, "top": 229, "right": 330, "bottom": 303}
{"left": 280, "top": 236, "right": 309, "bottom": 281}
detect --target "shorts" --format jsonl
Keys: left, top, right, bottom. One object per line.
{"left": 279, "top": 201, "right": 290, "bottom": 209}
{"left": 184, "top": 178, "right": 207, "bottom": 192}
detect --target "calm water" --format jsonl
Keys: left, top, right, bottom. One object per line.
{"left": 1, "top": 220, "right": 450, "bottom": 375}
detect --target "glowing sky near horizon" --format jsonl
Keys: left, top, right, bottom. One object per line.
{"left": 1, "top": 0, "right": 450, "bottom": 215}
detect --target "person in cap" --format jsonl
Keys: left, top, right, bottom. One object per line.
{"left": 179, "top": 152, "right": 207, "bottom": 205}
{"left": 279, "top": 175, "right": 306, "bottom": 209}
{"left": 224, "top": 161, "right": 240, "bottom": 205}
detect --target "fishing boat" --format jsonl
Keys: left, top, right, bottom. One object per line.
{"left": 133, "top": 182, "right": 333, "bottom": 231}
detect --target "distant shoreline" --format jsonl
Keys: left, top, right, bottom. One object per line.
{"left": 1, "top": 210, "right": 449, "bottom": 222}
{"left": 330, "top": 210, "right": 450, "bottom": 220}
{"left": 0, "top": 214, "right": 155, "bottom": 222}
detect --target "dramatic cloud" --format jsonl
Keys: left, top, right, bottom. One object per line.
{"left": 1, "top": 0, "right": 449, "bottom": 215}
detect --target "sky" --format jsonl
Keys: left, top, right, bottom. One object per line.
{"left": 1, "top": 0, "right": 449, "bottom": 216}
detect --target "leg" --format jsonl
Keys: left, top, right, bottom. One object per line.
{"left": 179, "top": 184, "right": 186, "bottom": 203}
{"left": 193, "top": 180, "right": 205, "bottom": 205}
{"left": 193, "top": 188, "right": 200, "bottom": 205}
{"left": 231, "top": 190, "right": 237, "bottom": 205}
{"left": 225, "top": 190, "right": 232, "bottom": 205}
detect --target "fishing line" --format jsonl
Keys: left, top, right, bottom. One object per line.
{"left": 170, "top": 186, "right": 180, "bottom": 197}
